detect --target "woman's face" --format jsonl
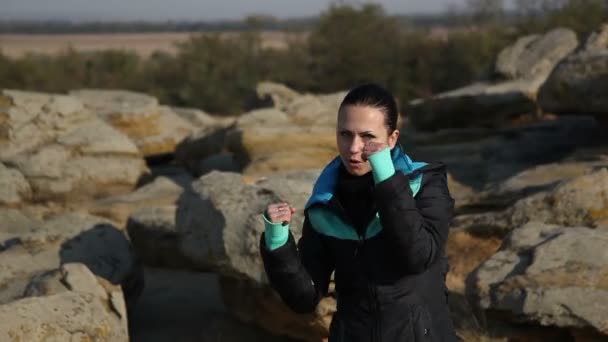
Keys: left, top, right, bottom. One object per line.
{"left": 337, "top": 105, "right": 399, "bottom": 176}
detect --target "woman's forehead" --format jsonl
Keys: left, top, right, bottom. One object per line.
{"left": 338, "top": 106, "right": 385, "bottom": 128}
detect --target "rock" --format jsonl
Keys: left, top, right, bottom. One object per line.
{"left": 220, "top": 276, "right": 334, "bottom": 342}
{"left": 481, "top": 159, "right": 608, "bottom": 209}
{"left": 482, "top": 116, "right": 598, "bottom": 189}
{"left": 256, "top": 82, "right": 301, "bottom": 111}
{"left": 236, "top": 108, "right": 291, "bottom": 127}
{"left": 176, "top": 170, "right": 330, "bottom": 340}
{"left": 70, "top": 89, "right": 201, "bottom": 156}
{"left": 466, "top": 221, "right": 608, "bottom": 334}
{"left": 171, "top": 106, "right": 234, "bottom": 129}
{"left": 584, "top": 23, "right": 608, "bottom": 51}
{"left": 406, "top": 79, "right": 541, "bottom": 131}
{"left": 538, "top": 24, "right": 608, "bottom": 118}
{"left": 0, "top": 90, "right": 146, "bottom": 202}
{"left": 0, "top": 208, "right": 39, "bottom": 249}
{"left": 177, "top": 170, "right": 313, "bottom": 279}
{"left": 0, "top": 263, "right": 129, "bottom": 341}
{"left": 127, "top": 206, "right": 196, "bottom": 269}
{"left": 456, "top": 168, "right": 608, "bottom": 236}
{"left": 495, "top": 28, "right": 578, "bottom": 80}
{"left": 194, "top": 153, "right": 241, "bottom": 177}
{"left": 88, "top": 175, "right": 190, "bottom": 226}
{"left": 0, "top": 212, "right": 142, "bottom": 308}
{"left": 0, "top": 162, "right": 31, "bottom": 205}
{"left": 227, "top": 125, "right": 336, "bottom": 176}
{"left": 284, "top": 92, "right": 345, "bottom": 126}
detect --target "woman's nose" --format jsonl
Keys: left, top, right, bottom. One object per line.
{"left": 349, "top": 137, "right": 363, "bottom": 154}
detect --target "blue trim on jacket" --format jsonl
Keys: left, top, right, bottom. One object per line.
{"left": 305, "top": 146, "right": 427, "bottom": 209}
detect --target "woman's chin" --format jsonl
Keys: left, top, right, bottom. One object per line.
{"left": 345, "top": 163, "right": 371, "bottom": 176}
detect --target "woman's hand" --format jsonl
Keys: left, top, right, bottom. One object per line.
{"left": 362, "top": 141, "right": 388, "bottom": 161}
{"left": 266, "top": 202, "right": 296, "bottom": 225}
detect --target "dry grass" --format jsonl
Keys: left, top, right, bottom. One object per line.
{"left": 446, "top": 229, "right": 503, "bottom": 293}
{"left": 0, "top": 31, "right": 303, "bottom": 58}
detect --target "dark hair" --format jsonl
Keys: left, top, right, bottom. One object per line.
{"left": 339, "top": 83, "right": 399, "bottom": 132}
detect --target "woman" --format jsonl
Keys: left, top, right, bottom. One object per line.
{"left": 260, "top": 83, "right": 457, "bottom": 341}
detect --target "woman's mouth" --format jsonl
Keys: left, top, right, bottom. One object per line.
{"left": 349, "top": 159, "right": 363, "bottom": 167}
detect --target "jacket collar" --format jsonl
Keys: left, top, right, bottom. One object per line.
{"left": 305, "top": 146, "right": 426, "bottom": 209}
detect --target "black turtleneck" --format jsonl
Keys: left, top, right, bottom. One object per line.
{"left": 335, "top": 165, "right": 377, "bottom": 236}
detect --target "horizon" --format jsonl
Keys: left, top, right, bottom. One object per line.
{"left": 1, "top": 0, "right": 468, "bottom": 22}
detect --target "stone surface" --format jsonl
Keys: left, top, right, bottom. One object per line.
{"left": 176, "top": 170, "right": 332, "bottom": 340}
{"left": 0, "top": 212, "right": 142, "bottom": 308}
{"left": 538, "top": 24, "right": 608, "bottom": 117}
{"left": 0, "top": 263, "right": 129, "bottom": 342}
{"left": 467, "top": 222, "right": 608, "bottom": 334}
{"left": 127, "top": 205, "right": 196, "bottom": 269}
{"left": 0, "top": 90, "right": 146, "bottom": 202}
{"left": 0, "top": 162, "right": 31, "bottom": 205}
{"left": 495, "top": 28, "right": 578, "bottom": 80}
{"left": 70, "top": 89, "right": 203, "bottom": 156}
{"left": 406, "top": 79, "right": 541, "bottom": 131}
{"left": 88, "top": 174, "right": 191, "bottom": 226}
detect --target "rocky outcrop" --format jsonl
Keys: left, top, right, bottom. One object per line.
{"left": 70, "top": 89, "right": 229, "bottom": 157}
{"left": 455, "top": 168, "right": 608, "bottom": 236}
{"left": 0, "top": 90, "right": 146, "bottom": 202}
{"left": 176, "top": 83, "right": 342, "bottom": 177}
{"left": 176, "top": 170, "right": 333, "bottom": 341}
{"left": 127, "top": 205, "right": 197, "bottom": 269}
{"left": 406, "top": 28, "right": 578, "bottom": 131}
{"left": 495, "top": 28, "right": 578, "bottom": 80}
{"left": 0, "top": 263, "right": 129, "bottom": 342}
{"left": 406, "top": 79, "right": 541, "bottom": 131}
{"left": 466, "top": 222, "right": 608, "bottom": 335}
{"left": 538, "top": 24, "right": 608, "bottom": 118}
{"left": 87, "top": 173, "right": 191, "bottom": 226}
{"left": 0, "top": 212, "right": 142, "bottom": 308}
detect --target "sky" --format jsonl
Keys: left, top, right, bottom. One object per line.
{"left": 0, "top": 0, "right": 466, "bottom": 21}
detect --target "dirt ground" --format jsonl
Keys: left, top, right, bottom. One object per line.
{"left": 0, "top": 31, "right": 301, "bottom": 58}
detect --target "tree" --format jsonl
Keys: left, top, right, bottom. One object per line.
{"left": 306, "top": 4, "right": 403, "bottom": 92}
{"left": 465, "top": 0, "right": 505, "bottom": 25}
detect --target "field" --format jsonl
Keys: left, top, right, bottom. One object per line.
{"left": 0, "top": 31, "right": 301, "bottom": 58}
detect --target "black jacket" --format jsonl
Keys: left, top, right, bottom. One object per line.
{"left": 260, "top": 160, "right": 457, "bottom": 342}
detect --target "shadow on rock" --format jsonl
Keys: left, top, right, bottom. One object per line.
{"left": 59, "top": 223, "right": 145, "bottom": 315}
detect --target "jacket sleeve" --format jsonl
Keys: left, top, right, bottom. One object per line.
{"left": 260, "top": 216, "right": 334, "bottom": 314}
{"left": 373, "top": 166, "right": 454, "bottom": 274}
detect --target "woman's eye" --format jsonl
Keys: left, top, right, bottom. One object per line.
{"left": 362, "top": 134, "right": 375, "bottom": 140}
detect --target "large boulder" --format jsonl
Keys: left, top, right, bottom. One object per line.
{"left": 0, "top": 262, "right": 129, "bottom": 341}
{"left": 70, "top": 89, "right": 212, "bottom": 157}
{"left": 466, "top": 222, "right": 608, "bottom": 335}
{"left": 257, "top": 82, "right": 348, "bottom": 126}
{"left": 227, "top": 125, "right": 337, "bottom": 176}
{"left": 0, "top": 212, "right": 143, "bottom": 308}
{"left": 176, "top": 83, "right": 344, "bottom": 177}
{"left": 176, "top": 170, "right": 334, "bottom": 341}
{"left": 0, "top": 90, "right": 146, "bottom": 202}
{"left": 127, "top": 205, "right": 197, "bottom": 269}
{"left": 538, "top": 24, "right": 608, "bottom": 118}
{"left": 495, "top": 28, "right": 578, "bottom": 80}
{"left": 87, "top": 173, "right": 191, "bottom": 226}
{"left": 455, "top": 168, "right": 608, "bottom": 236}
{"left": 405, "top": 79, "right": 541, "bottom": 131}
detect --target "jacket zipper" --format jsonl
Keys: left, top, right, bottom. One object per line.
{"left": 328, "top": 197, "right": 381, "bottom": 342}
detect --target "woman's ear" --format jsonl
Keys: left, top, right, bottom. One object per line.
{"left": 388, "top": 130, "right": 400, "bottom": 149}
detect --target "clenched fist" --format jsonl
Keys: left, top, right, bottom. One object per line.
{"left": 362, "top": 141, "right": 389, "bottom": 161}
{"left": 266, "top": 202, "right": 296, "bottom": 226}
